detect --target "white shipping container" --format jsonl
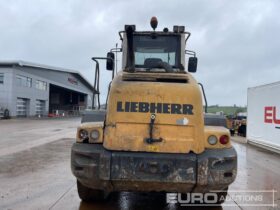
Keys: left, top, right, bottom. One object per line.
{"left": 247, "top": 82, "right": 280, "bottom": 153}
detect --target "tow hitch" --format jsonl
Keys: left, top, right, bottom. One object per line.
{"left": 145, "top": 114, "right": 163, "bottom": 144}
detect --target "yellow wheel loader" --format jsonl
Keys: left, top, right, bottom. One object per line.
{"left": 71, "top": 17, "right": 237, "bottom": 203}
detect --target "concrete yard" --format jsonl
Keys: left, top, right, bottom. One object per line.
{"left": 0, "top": 118, "right": 279, "bottom": 210}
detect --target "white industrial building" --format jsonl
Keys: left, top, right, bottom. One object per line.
{"left": 0, "top": 61, "right": 95, "bottom": 117}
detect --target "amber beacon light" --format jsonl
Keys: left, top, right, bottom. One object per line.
{"left": 150, "top": 16, "right": 158, "bottom": 30}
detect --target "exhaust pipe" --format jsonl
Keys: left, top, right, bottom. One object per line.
{"left": 125, "top": 25, "right": 135, "bottom": 72}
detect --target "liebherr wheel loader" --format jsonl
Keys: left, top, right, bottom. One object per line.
{"left": 71, "top": 17, "right": 237, "bottom": 203}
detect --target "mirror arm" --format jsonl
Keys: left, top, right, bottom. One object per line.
{"left": 91, "top": 57, "right": 115, "bottom": 110}
{"left": 185, "top": 32, "right": 191, "bottom": 44}
{"left": 110, "top": 48, "right": 122, "bottom": 53}
{"left": 92, "top": 57, "right": 113, "bottom": 61}
{"left": 185, "top": 50, "right": 196, "bottom": 57}
{"left": 119, "top": 31, "right": 124, "bottom": 41}
{"left": 110, "top": 46, "right": 122, "bottom": 73}
{"left": 92, "top": 57, "right": 114, "bottom": 79}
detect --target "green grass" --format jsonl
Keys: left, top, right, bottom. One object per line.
{"left": 206, "top": 106, "right": 247, "bottom": 116}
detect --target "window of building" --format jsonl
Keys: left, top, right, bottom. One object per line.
{"left": 36, "top": 80, "right": 47, "bottom": 90}
{"left": 16, "top": 75, "right": 32, "bottom": 87}
{"left": 0, "top": 73, "right": 4, "bottom": 84}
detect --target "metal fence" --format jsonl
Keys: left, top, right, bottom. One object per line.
{"left": 49, "top": 105, "right": 86, "bottom": 117}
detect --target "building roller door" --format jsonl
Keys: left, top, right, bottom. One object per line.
{"left": 16, "top": 98, "right": 29, "bottom": 117}
{"left": 36, "top": 100, "right": 46, "bottom": 116}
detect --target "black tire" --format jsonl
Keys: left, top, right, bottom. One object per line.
{"left": 77, "top": 180, "right": 106, "bottom": 202}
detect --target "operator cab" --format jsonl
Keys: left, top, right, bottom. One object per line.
{"left": 106, "top": 17, "right": 198, "bottom": 74}
{"left": 131, "top": 33, "right": 181, "bottom": 72}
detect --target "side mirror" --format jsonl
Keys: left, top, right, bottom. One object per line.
{"left": 188, "top": 57, "right": 198, "bottom": 73}
{"left": 106, "top": 52, "right": 115, "bottom": 71}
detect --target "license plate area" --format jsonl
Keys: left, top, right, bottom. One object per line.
{"left": 111, "top": 152, "right": 197, "bottom": 183}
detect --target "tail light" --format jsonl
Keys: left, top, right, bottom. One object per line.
{"left": 219, "top": 135, "right": 229, "bottom": 145}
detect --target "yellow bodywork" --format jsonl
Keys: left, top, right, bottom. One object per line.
{"left": 76, "top": 71, "right": 231, "bottom": 154}
{"left": 100, "top": 71, "right": 230, "bottom": 154}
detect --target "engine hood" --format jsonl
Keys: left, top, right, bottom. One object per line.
{"left": 103, "top": 71, "right": 205, "bottom": 154}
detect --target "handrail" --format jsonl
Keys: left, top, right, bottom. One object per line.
{"left": 198, "top": 83, "right": 208, "bottom": 113}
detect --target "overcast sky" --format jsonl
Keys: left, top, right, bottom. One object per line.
{"left": 0, "top": 0, "right": 279, "bottom": 106}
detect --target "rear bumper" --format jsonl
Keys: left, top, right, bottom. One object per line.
{"left": 71, "top": 143, "right": 237, "bottom": 193}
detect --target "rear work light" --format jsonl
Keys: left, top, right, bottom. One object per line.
{"left": 208, "top": 135, "right": 218, "bottom": 145}
{"left": 219, "top": 135, "right": 229, "bottom": 145}
{"left": 90, "top": 130, "right": 100, "bottom": 141}
{"left": 79, "top": 129, "right": 89, "bottom": 141}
